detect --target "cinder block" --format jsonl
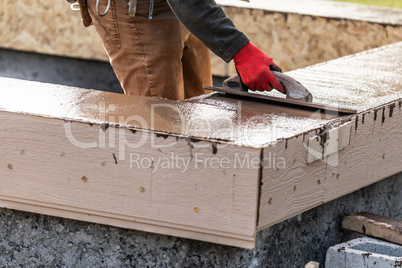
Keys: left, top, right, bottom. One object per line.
{"left": 325, "top": 237, "right": 402, "bottom": 268}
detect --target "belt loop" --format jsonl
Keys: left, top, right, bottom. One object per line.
{"left": 148, "top": 0, "right": 154, "bottom": 19}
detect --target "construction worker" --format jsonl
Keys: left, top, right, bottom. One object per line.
{"left": 73, "top": 0, "right": 285, "bottom": 100}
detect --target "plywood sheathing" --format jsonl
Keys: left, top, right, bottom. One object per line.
{"left": 216, "top": 1, "right": 402, "bottom": 75}
{"left": 217, "top": 0, "right": 402, "bottom": 25}
{"left": 1, "top": 0, "right": 401, "bottom": 77}
{"left": 0, "top": 1, "right": 106, "bottom": 61}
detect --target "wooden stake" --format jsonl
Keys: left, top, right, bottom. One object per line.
{"left": 342, "top": 212, "right": 402, "bottom": 245}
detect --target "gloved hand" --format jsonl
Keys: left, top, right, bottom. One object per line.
{"left": 233, "top": 42, "right": 285, "bottom": 93}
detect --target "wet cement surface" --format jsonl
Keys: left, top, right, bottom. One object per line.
{"left": 244, "top": 41, "right": 402, "bottom": 112}
{"left": 286, "top": 42, "right": 402, "bottom": 111}
{"left": 0, "top": 77, "right": 333, "bottom": 147}
{"left": 1, "top": 42, "right": 401, "bottom": 147}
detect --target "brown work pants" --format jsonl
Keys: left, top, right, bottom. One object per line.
{"left": 86, "top": 0, "right": 212, "bottom": 100}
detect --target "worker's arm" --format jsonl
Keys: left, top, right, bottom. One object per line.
{"left": 167, "top": 0, "right": 285, "bottom": 92}
{"left": 167, "top": 0, "right": 248, "bottom": 63}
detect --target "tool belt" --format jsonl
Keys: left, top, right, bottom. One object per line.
{"left": 67, "top": 0, "right": 93, "bottom": 27}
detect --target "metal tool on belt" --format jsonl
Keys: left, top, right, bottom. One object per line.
{"left": 204, "top": 73, "right": 357, "bottom": 115}
{"left": 69, "top": 0, "right": 139, "bottom": 19}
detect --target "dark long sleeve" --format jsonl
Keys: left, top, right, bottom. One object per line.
{"left": 166, "top": 0, "right": 249, "bottom": 63}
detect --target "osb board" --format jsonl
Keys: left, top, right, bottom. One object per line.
{"left": 1, "top": 0, "right": 401, "bottom": 78}
{"left": 0, "top": 0, "right": 107, "bottom": 61}
{"left": 215, "top": 5, "right": 402, "bottom": 75}
{"left": 0, "top": 110, "right": 261, "bottom": 248}
{"left": 217, "top": 0, "right": 402, "bottom": 25}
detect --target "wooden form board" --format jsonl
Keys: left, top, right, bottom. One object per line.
{"left": 257, "top": 42, "right": 402, "bottom": 230}
{"left": 0, "top": 42, "right": 401, "bottom": 248}
{"left": 0, "top": 111, "right": 260, "bottom": 249}
{"left": 342, "top": 212, "right": 402, "bottom": 245}
{"left": 257, "top": 100, "right": 402, "bottom": 230}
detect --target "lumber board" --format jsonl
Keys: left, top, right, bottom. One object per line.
{"left": 0, "top": 111, "right": 260, "bottom": 248}
{"left": 257, "top": 100, "right": 402, "bottom": 230}
{"left": 342, "top": 212, "right": 402, "bottom": 245}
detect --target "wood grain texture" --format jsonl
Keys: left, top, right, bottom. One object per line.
{"left": 258, "top": 101, "right": 402, "bottom": 230}
{"left": 342, "top": 212, "right": 402, "bottom": 245}
{"left": 0, "top": 111, "right": 260, "bottom": 248}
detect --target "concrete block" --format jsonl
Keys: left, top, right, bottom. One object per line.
{"left": 325, "top": 237, "right": 402, "bottom": 268}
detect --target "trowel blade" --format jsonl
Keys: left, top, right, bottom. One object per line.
{"left": 203, "top": 84, "right": 357, "bottom": 115}
{"left": 222, "top": 73, "right": 313, "bottom": 103}
{"left": 272, "top": 71, "right": 313, "bottom": 103}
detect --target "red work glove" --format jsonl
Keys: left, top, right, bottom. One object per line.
{"left": 233, "top": 42, "right": 285, "bottom": 93}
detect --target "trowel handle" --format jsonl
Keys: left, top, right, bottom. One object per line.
{"left": 223, "top": 72, "right": 313, "bottom": 103}
{"left": 222, "top": 73, "right": 287, "bottom": 95}
{"left": 222, "top": 75, "right": 248, "bottom": 92}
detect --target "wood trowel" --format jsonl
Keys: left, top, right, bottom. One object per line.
{"left": 203, "top": 72, "right": 357, "bottom": 115}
